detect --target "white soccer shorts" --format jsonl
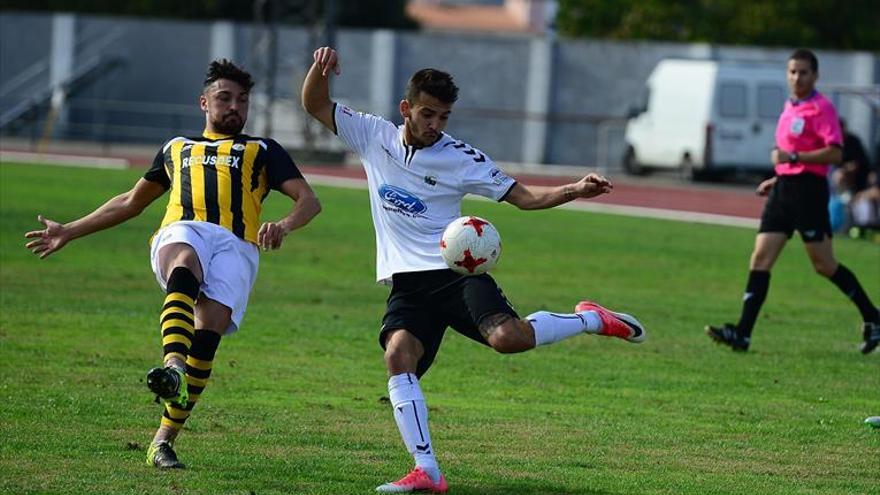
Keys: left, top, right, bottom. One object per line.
{"left": 150, "top": 220, "right": 259, "bottom": 334}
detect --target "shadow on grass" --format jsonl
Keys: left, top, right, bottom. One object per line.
{"left": 449, "top": 482, "right": 618, "bottom": 495}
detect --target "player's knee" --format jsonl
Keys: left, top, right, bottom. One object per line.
{"left": 487, "top": 323, "right": 530, "bottom": 354}
{"left": 812, "top": 260, "right": 836, "bottom": 277}
{"left": 195, "top": 298, "right": 231, "bottom": 331}
{"left": 383, "top": 331, "right": 423, "bottom": 374}
{"left": 384, "top": 347, "right": 420, "bottom": 374}
{"left": 159, "top": 243, "right": 203, "bottom": 282}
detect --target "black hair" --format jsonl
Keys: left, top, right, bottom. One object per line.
{"left": 789, "top": 49, "right": 818, "bottom": 73}
{"left": 203, "top": 59, "right": 254, "bottom": 92}
{"left": 405, "top": 68, "right": 459, "bottom": 104}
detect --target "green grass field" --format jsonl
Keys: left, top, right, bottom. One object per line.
{"left": 1, "top": 162, "right": 878, "bottom": 495}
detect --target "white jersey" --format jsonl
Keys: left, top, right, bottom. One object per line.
{"left": 333, "top": 103, "right": 516, "bottom": 282}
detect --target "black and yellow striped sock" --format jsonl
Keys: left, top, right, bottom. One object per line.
{"left": 160, "top": 267, "right": 200, "bottom": 366}
{"left": 161, "top": 329, "right": 221, "bottom": 431}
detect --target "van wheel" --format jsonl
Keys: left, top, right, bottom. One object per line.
{"left": 679, "top": 155, "right": 705, "bottom": 181}
{"left": 622, "top": 146, "right": 644, "bottom": 176}
{"left": 679, "top": 155, "right": 695, "bottom": 181}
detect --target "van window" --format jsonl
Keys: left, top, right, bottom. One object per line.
{"left": 720, "top": 83, "right": 747, "bottom": 118}
{"left": 757, "top": 85, "right": 785, "bottom": 119}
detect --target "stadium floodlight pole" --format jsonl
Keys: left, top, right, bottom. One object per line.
{"left": 301, "top": 0, "right": 334, "bottom": 153}
{"left": 252, "top": 0, "right": 278, "bottom": 138}
{"left": 323, "top": 0, "right": 337, "bottom": 48}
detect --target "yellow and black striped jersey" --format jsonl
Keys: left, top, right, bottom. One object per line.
{"left": 144, "top": 131, "right": 303, "bottom": 245}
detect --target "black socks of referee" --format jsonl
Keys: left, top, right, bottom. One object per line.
{"left": 737, "top": 265, "right": 877, "bottom": 336}
{"left": 829, "top": 264, "right": 879, "bottom": 323}
{"left": 736, "top": 270, "right": 770, "bottom": 336}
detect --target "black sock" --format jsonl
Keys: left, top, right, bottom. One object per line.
{"left": 162, "top": 329, "right": 222, "bottom": 431}
{"left": 160, "top": 267, "right": 200, "bottom": 364}
{"left": 829, "top": 264, "right": 879, "bottom": 322}
{"left": 736, "top": 270, "right": 771, "bottom": 336}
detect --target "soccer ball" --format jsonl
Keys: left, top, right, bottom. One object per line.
{"left": 440, "top": 216, "right": 502, "bottom": 275}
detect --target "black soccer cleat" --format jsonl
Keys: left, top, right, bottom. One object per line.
{"left": 146, "top": 366, "right": 188, "bottom": 406}
{"left": 861, "top": 322, "right": 880, "bottom": 355}
{"left": 146, "top": 441, "right": 185, "bottom": 469}
{"left": 706, "top": 323, "right": 750, "bottom": 352}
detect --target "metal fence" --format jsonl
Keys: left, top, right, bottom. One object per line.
{"left": 2, "top": 11, "right": 877, "bottom": 170}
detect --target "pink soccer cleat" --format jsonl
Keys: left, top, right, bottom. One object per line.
{"left": 375, "top": 467, "right": 448, "bottom": 493}
{"left": 575, "top": 300, "right": 646, "bottom": 343}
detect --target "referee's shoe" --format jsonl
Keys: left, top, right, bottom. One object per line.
{"left": 705, "top": 323, "right": 750, "bottom": 352}
{"left": 861, "top": 321, "right": 880, "bottom": 354}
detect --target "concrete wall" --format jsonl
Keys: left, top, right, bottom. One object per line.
{"left": 1, "top": 11, "right": 877, "bottom": 168}
{"left": 0, "top": 13, "right": 52, "bottom": 102}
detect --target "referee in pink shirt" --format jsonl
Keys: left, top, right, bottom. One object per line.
{"left": 707, "top": 49, "right": 879, "bottom": 354}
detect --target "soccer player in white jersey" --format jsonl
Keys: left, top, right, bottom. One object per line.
{"left": 302, "top": 46, "right": 646, "bottom": 493}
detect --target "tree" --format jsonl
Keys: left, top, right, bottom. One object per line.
{"left": 0, "top": 0, "right": 416, "bottom": 29}
{"left": 556, "top": 0, "right": 880, "bottom": 50}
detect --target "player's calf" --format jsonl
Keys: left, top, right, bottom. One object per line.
{"left": 524, "top": 301, "right": 646, "bottom": 346}
{"left": 480, "top": 314, "right": 534, "bottom": 353}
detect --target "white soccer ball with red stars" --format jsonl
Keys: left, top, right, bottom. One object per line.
{"left": 440, "top": 216, "right": 502, "bottom": 275}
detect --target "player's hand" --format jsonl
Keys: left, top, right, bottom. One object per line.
{"left": 756, "top": 177, "right": 776, "bottom": 196}
{"left": 258, "top": 221, "right": 288, "bottom": 251}
{"left": 313, "top": 46, "right": 341, "bottom": 77}
{"left": 771, "top": 149, "right": 790, "bottom": 164}
{"left": 24, "top": 214, "right": 69, "bottom": 259}
{"left": 575, "top": 173, "right": 613, "bottom": 199}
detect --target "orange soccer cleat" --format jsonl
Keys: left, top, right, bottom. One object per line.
{"left": 575, "top": 300, "right": 646, "bottom": 343}
{"left": 375, "top": 467, "right": 448, "bottom": 493}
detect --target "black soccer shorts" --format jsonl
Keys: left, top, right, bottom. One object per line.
{"left": 379, "top": 269, "right": 519, "bottom": 377}
{"left": 759, "top": 174, "right": 833, "bottom": 242}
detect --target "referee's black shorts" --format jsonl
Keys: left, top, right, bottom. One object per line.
{"left": 759, "top": 174, "right": 832, "bottom": 242}
{"left": 380, "top": 269, "right": 519, "bottom": 377}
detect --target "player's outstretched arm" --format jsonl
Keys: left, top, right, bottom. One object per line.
{"left": 24, "top": 178, "right": 166, "bottom": 258}
{"left": 504, "top": 173, "right": 613, "bottom": 210}
{"left": 257, "top": 178, "right": 321, "bottom": 251}
{"left": 302, "top": 46, "right": 341, "bottom": 133}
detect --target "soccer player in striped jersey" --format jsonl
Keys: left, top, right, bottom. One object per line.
{"left": 303, "top": 46, "right": 646, "bottom": 493}
{"left": 25, "top": 59, "right": 321, "bottom": 469}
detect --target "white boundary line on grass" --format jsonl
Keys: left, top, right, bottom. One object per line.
{"left": 0, "top": 154, "right": 757, "bottom": 230}
{"left": 305, "top": 173, "right": 758, "bottom": 229}
{"left": 0, "top": 150, "right": 129, "bottom": 169}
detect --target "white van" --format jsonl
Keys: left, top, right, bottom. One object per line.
{"left": 623, "top": 59, "right": 788, "bottom": 179}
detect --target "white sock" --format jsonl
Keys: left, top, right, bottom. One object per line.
{"left": 528, "top": 310, "right": 602, "bottom": 346}
{"left": 388, "top": 373, "right": 441, "bottom": 483}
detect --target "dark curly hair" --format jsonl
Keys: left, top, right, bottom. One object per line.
{"left": 203, "top": 59, "right": 254, "bottom": 92}
{"left": 405, "top": 68, "right": 459, "bottom": 105}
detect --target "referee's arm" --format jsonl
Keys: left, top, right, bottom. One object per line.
{"left": 771, "top": 145, "right": 842, "bottom": 165}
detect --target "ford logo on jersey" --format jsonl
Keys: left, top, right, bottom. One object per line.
{"left": 379, "top": 184, "right": 428, "bottom": 214}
